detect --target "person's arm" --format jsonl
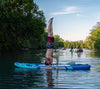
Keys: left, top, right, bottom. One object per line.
{"left": 53, "top": 55, "right": 59, "bottom": 65}
{"left": 56, "top": 56, "right": 59, "bottom": 65}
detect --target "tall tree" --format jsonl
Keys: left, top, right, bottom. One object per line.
{"left": 0, "top": 0, "right": 46, "bottom": 51}
{"left": 85, "top": 22, "right": 100, "bottom": 49}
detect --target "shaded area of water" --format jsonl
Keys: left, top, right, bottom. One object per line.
{"left": 0, "top": 49, "right": 100, "bottom": 88}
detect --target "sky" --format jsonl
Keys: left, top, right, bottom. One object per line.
{"left": 34, "top": 0, "right": 100, "bottom": 41}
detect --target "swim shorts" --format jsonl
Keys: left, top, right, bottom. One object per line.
{"left": 46, "top": 37, "right": 54, "bottom": 49}
{"left": 47, "top": 37, "right": 54, "bottom": 42}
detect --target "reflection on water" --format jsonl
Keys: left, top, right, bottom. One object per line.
{"left": 77, "top": 52, "right": 82, "bottom": 57}
{"left": 0, "top": 49, "right": 100, "bottom": 88}
{"left": 46, "top": 69, "right": 59, "bottom": 88}
{"left": 71, "top": 51, "right": 73, "bottom": 58}
{"left": 46, "top": 69, "right": 54, "bottom": 88}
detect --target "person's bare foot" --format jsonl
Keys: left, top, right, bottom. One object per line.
{"left": 48, "top": 17, "right": 54, "bottom": 23}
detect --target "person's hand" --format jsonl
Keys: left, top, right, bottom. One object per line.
{"left": 53, "top": 63, "right": 58, "bottom": 65}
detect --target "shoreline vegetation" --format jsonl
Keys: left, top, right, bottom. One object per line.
{"left": 0, "top": 0, "right": 100, "bottom": 53}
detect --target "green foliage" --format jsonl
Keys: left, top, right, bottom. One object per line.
{"left": 39, "top": 29, "right": 48, "bottom": 49}
{"left": 54, "top": 35, "right": 64, "bottom": 48}
{"left": 85, "top": 22, "right": 100, "bottom": 49}
{"left": 0, "top": 0, "right": 46, "bottom": 52}
{"left": 63, "top": 40, "right": 83, "bottom": 49}
{"left": 94, "top": 39, "right": 100, "bottom": 49}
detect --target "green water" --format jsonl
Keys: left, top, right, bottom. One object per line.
{"left": 0, "top": 49, "right": 100, "bottom": 88}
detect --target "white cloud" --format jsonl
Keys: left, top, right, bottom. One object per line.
{"left": 76, "top": 14, "right": 88, "bottom": 17}
{"left": 52, "top": 6, "right": 78, "bottom": 15}
{"left": 76, "top": 14, "right": 82, "bottom": 17}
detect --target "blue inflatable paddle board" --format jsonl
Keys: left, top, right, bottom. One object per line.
{"left": 14, "top": 62, "right": 91, "bottom": 70}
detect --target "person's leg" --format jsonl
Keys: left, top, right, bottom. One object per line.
{"left": 48, "top": 17, "right": 53, "bottom": 37}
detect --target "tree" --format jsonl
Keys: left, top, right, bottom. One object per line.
{"left": 54, "top": 35, "right": 64, "bottom": 48}
{"left": 0, "top": 0, "right": 46, "bottom": 51}
{"left": 85, "top": 22, "right": 100, "bottom": 49}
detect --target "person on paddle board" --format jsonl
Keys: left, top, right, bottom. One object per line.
{"left": 77, "top": 45, "right": 83, "bottom": 52}
{"left": 45, "top": 17, "right": 58, "bottom": 67}
{"left": 70, "top": 45, "right": 73, "bottom": 52}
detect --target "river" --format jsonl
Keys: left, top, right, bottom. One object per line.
{"left": 0, "top": 49, "right": 100, "bottom": 88}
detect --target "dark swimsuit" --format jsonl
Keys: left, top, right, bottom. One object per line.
{"left": 45, "top": 37, "right": 54, "bottom": 65}
{"left": 46, "top": 37, "right": 54, "bottom": 49}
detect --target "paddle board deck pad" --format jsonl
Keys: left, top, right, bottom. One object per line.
{"left": 14, "top": 62, "right": 91, "bottom": 70}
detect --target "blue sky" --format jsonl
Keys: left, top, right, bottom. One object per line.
{"left": 34, "top": 0, "right": 100, "bottom": 41}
